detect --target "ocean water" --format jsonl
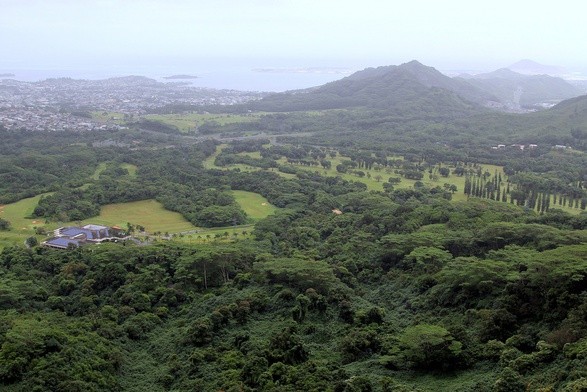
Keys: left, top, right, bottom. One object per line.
{"left": 4, "top": 61, "right": 585, "bottom": 92}
{"left": 0, "top": 64, "right": 353, "bottom": 92}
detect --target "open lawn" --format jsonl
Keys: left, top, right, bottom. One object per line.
{"left": 92, "top": 162, "right": 108, "bottom": 180}
{"left": 91, "top": 111, "right": 127, "bottom": 124}
{"left": 76, "top": 200, "right": 196, "bottom": 234}
{"left": 121, "top": 163, "right": 138, "bottom": 177}
{"left": 210, "top": 145, "right": 587, "bottom": 213}
{"left": 203, "top": 144, "right": 227, "bottom": 169}
{"left": 0, "top": 198, "right": 196, "bottom": 250}
{"left": 205, "top": 145, "right": 489, "bottom": 197}
{"left": 0, "top": 194, "right": 49, "bottom": 249}
{"left": 3, "top": 146, "right": 583, "bottom": 251}
{"left": 278, "top": 157, "right": 513, "bottom": 203}
{"left": 0, "top": 192, "right": 271, "bottom": 249}
{"left": 144, "top": 113, "right": 260, "bottom": 133}
{"left": 170, "top": 224, "right": 255, "bottom": 244}
{"left": 236, "top": 151, "right": 262, "bottom": 159}
{"left": 92, "top": 162, "right": 138, "bottom": 180}
{"left": 232, "top": 190, "right": 277, "bottom": 221}
{"left": 203, "top": 145, "right": 296, "bottom": 178}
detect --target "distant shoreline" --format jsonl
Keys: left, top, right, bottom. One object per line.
{"left": 0, "top": 73, "right": 15, "bottom": 77}
{"left": 162, "top": 74, "right": 198, "bottom": 80}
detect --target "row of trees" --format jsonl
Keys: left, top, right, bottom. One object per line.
{"left": 465, "top": 172, "right": 587, "bottom": 213}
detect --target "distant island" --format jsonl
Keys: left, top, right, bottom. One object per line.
{"left": 162, "top": 74, "right": 198, "bottom": 80}
{"left": 507, "top": 59, "right": 566, "bottom": 76}
{"left": 0, "top": 73, "right": 15, "bottom": 77}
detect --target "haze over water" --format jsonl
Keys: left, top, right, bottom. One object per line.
{"left": 3, "top": 0, "right": 587, "bottom": 91}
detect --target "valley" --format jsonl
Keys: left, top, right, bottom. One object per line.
{"left": 2, "top": 60, "right": 587, "bottom": 392}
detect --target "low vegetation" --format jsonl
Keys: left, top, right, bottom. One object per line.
{"left": 144, "top": 113, "right": 261, "bottom": 133}
{"left": 3, "top": 85, "right": 587, "bottom": 391}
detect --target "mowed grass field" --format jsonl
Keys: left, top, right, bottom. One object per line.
{"left": 203, "top": 144, "right": 227, "bottom": 169}
{"left": 92, "top": 162, "right": 138, "bottom": 180}
{"left": 275, "top": 154, "right": 477, "bottom": 198}
{"left": 232, "top": 190, "right": 277, "bottom": 221}
{"left": 2, "top": 146, "right": 583, "bottom": 250}
{"left": 0, "top": 194, "right": 49, "bottom": 249}
{"left": 77, "top": 200, "right": 195, "bottom": 233}
{"left": 91, "top": 111, "right": 127, "bottom": 124}
{"left": 121, "top": 163, "right": 138, "bottom": 177}
{"left": 92, "top": 162, "right": 108, "bottom": 180}
{"left": 204, "top": 145, "right": 496, "bottom": 197}
{"left": 203, "top": 145, "right": 586, "bottom": 213}
{"left": 0, "top": 198, "right": 196, "bottom": 250}
{"left": 0, "top": 186, "right": 278, "bottom": 249}
{"left": 144, "top": 113, "right": 261, "bottom": 133}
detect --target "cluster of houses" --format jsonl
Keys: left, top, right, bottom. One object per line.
{"left": 491, "top": 143, "right": 538, "bottom": 151}
{"left": 42, "top": 224, "right": 128, "bottom": 249}
{"left": 491, "top": 143, "right": 572, "bottom": 151}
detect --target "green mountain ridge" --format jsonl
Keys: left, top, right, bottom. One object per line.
{"left": 250, "top": 60, "right": 496, "bottom": 114}
{"left": 460, "top": 68, "right": 582, "bottom": 109}
{"left": 250, "top": 60, "right": 585, "bottom": 117}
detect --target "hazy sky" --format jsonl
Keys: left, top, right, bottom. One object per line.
{"left": 1, "top": 0, "right": 585, "bottom": 72}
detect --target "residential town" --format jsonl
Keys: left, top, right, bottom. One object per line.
{"left": 0, "top": 76, "right": 265, "bottom": 131}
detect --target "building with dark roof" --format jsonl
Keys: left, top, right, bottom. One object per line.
{"left": 42, "top": 224, "right": 125, "bottom": 249}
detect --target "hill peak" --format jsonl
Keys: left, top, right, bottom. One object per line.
{"left": 250, "top": 60, "right": 495, "bottom": 113}
{"left": 471, "top": 68, "right": 526, "bottom": 80}
{"left": 399, "top": 60, "right": 427, "bottom": 69}
{"left": 507, "top": 59, "right": 565, "bottom": 75}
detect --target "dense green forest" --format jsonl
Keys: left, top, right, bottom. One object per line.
{"left": 3, "top": 73, "right": 587, "bottom": 390}
{"left": 3, "top": 186, "right": 587, "bottom": 390}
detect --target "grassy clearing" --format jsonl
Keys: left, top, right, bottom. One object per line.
{"left": 144, "top": 113, "right": 260, "bottom": 133}
{"left": 0, "top": 194, "right": 49, "bottom": 249}
{"left": 75, "top": 200, "right": 195, "bottom": 234}
{"left": 92, "top": 162, "right": 108, "bottom": 180}
{"left": 92, "top": 162, "right": 138, "bottom": 180}
{"left": 0, "top": 198, "right": 197, "bottom": 250}
{"left": 121, "top": 163, "right": 138, "bottom": 177}
{"left": 91, "top": 111, "right": 127, "bottom": 124}
{"left": 236, "top": 151, "right": 262, "bottom": 159}
{"left": 205, "top": 145, "right": 491, "bottom": 198}
{"left": 278, "top": 157, "right": 511, "bottom": 203}
{"left": 203, "top": 144, "right": 227, "bottom": 169}
{"left": 201, "top": 145, "right": 297, "bottom": 180}
{"left": 232, "top": 190, "right": 277, "bottom": 221}
{"left": 203, "top": 145, "right": 296, "bottom": 178}
{"left": 0, "top": 193, "right": 269, "bottom": 250}
{"left": 170, "top": 224, "right": 255, "bottom": 244}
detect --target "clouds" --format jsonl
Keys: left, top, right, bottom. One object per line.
{"left": 0, "top": 0, "right": 584, "bottom": 70}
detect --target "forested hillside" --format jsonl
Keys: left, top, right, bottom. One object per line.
{"left": 460, "top": 69, "right": 581, "bottom": 109}
{"left": 247, "top": 61, "right": 583, "bottom": 114}
{"left": 247, "top": 61, "right": 494, "bottom": 113}
{"left": 3, "top": 186, "right": 587, "bottom": 391}
{"left": 3, "top": 62, "right": 587, "bottom": 391}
